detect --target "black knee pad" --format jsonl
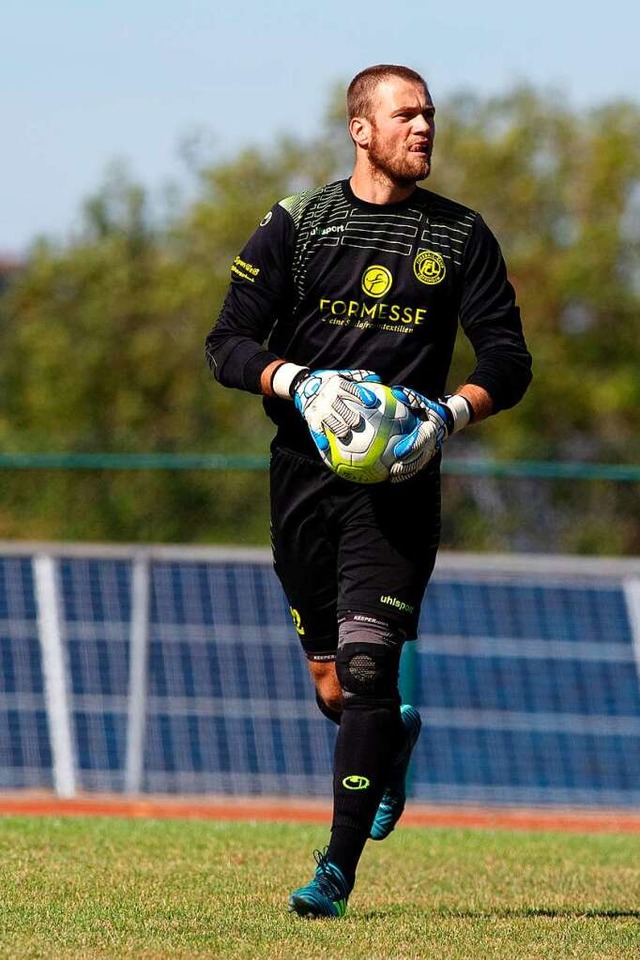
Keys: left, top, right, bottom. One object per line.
{"left": 335, "top": 614, "right": 404, "bottom": 700}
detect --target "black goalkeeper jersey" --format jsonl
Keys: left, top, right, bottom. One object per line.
{"left": 206, "top": 178, "right": 532, "bottom": 456}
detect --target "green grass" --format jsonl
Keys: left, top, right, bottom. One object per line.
{"left": 0, "top": 816, "right": 638, "bottom": 959}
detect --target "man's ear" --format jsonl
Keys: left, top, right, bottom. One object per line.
{"left": 349, "top": 116, "right": 372, "bottom": 148}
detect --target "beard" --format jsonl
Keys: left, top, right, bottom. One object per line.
{"left": 367, "top": 128, "right": 431, "bottom": 186}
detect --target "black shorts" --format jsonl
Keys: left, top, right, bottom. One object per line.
{"left": 270, "top": 445, "right": 441, "bottom": 660}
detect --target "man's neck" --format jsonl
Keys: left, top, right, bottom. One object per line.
{"left": 349, "top": 169, "right": 417, "bottom": 206}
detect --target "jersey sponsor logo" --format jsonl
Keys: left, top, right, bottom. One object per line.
{"left": 289, "top": 607, "right": 305, "bottom": 636}
{"left": 380, "top": 594, "right": 415, "bottom": 614}
{"left": 342, "top": 774, "right": 370, "bottom": 791}
{"left": 259, "top": 211, "right": 272, "bottom": 227}
{"left": 318, "top": 297, "right": 426, "bottom": 329}
{"left": 310, "top": 223, "right": 345, "bottom": 236}
{"left": 231, "top": 256, "right": 260, "bottom": 283}
{"left": 413, "top": 249, "right": 446, "bottom": 285}
{"left": 362, "top": 265, "right": 393, "bottom": 298}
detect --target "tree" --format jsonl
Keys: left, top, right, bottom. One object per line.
{"left": 1, "top": 87, "right": 639, "bottom": 551}
{"left": 423, "top": 87, "right": 640, "bottom": 552}
{"left": 0, "top": 140, "right": 344, "bottom": 543}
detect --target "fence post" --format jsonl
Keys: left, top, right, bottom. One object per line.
{"left": 623, "top": 579, "right": 640, "bottom": 688}
{"left": 124, "top": 552, "right": 151, "bottom": 794}
{"left": 33, "top": 554, "right": 77, "bottom": 798}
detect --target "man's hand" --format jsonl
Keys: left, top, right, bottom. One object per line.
{"left": 388, "top": 387, "right": 472, "bottom": 483}
{"left": 292, "top": 369, "right": 382, "bottom": 452}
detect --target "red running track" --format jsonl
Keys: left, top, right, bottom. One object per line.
{"left": 1, "top": 792, "right": 639, "bottom": 834}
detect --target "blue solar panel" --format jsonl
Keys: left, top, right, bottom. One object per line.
{"left": 417, "top": 654, "right": 640, "bottom": 715}
{"left": 424, "top": 581, "right": 631, "bottom": 643}
{"left": 1, "top": 547, "right": 639, "bottom": 804}
{"left": 0, "top": 555, "right": 51, "bottom": 788}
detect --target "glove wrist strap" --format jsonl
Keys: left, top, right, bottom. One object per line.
{"left": 445, "top": 394, "right": 473, "bottom": 434}
{"left": 271, "top": 363, "right": 310, "bottom": 400}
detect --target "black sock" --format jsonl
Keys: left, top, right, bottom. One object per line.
{"left": 326, "top": 697, "right": 403, "bottom": 887}
{"left": 315, "top": 691, "right": 342, "bottom": 726}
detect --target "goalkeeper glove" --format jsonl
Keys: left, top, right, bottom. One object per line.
{"left": 271, "top": 365, "right": 381, "bottom": 456}
{"left": 294, "top": 369, "right": 383, "bottom": 452}
{"left": 388, "top": 387, "right": 473, "bottom": 483}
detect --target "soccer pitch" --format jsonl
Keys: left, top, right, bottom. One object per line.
{"left": 0, "top": 816, "right": 638, "bottom": 959}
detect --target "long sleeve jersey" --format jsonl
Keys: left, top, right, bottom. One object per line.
{"left": 206, "top": 178, "right": 532, "bottom": 456}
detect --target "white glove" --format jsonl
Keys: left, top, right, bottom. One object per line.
{"left": 388, "top": 387, "right": 472, "bottom": 483}
{"left": 291, "top": 369, "right": 382, "bottom": 454}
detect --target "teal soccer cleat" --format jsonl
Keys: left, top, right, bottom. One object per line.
{"left": 370, "top": 704, "right": 422, "bottom": 841}
{"left": 288, "top": 849, "right": 351, "bottom": 919}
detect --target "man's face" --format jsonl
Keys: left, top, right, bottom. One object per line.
{"left": 366, "top": 78, "right": 435, "bottom": 185}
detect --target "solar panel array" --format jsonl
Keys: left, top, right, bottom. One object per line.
{"left": 1, "top": 544, "right": 639, "bottom": 805}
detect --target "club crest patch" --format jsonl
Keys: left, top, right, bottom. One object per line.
{"left": 413, "top": 249, "right": 446, "bottom": 285}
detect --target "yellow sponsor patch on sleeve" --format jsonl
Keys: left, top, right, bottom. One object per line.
{"left": 231, "top": 256, "right": 261, "bottom": 282}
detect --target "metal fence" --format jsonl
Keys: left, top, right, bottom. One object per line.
{"left": 1, "top": 541, "right": 639, "bottom": 806}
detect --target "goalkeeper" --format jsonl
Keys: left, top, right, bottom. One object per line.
{"left": 205, "top": 63, "right": 532, "bottom": 919}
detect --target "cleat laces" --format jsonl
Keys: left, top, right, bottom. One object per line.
{"left": 311, "top": 848, "right": 340, "bottom": 896}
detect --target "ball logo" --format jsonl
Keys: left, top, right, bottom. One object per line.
{"left": 342, "top": 774, "right": 371, "bottom": 791}
{"left": 362, "top": 265, "right": 393, "bottom": 298}
{"left": 413, "top": 249, "right": 446, "bottom": 285}
{"left": 259, "top": 211, "right": 273, "bottom": 227}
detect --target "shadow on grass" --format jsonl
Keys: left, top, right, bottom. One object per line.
{"left": 361, "top": 907, "right": 640, "bottom": 921}
{"left": 446, "top": 908, "right": 640, "bottom": 919}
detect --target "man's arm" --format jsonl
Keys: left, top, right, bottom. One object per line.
{"left": 204, "top": 203, "right": 296, "bottom": 395}
{"left": 260, "top": 359, "right": 301, "bottom": 398}
{"left": 453, "top": 382, "right": 493, "bottom": 423}
{"left": 205, "top": 208, "right": 386, "bottom": 456}
{"left": 387, "top": 218, "right": 528, "bottom": 483}
{"left": 457, "top": 214, "right": 532, "bottom": 414}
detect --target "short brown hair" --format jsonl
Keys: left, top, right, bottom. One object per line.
{"left": 347, "top": 64, "right": 427, "bottom": 121}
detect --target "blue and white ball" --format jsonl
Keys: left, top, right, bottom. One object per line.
{"left": 321, "top": 382, "right": 420, "bottom": 484}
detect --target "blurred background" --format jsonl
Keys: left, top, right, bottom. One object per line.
{"left": 1, "top": 1, "right": 639, "bottom": 807}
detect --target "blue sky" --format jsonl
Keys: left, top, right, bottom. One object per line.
{"left": 3, "top": 0, "right": 638, "bottom": 254}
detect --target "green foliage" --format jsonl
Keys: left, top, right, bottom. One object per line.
{"left": 1, "top": 86, "right": 639, "bottom": 549}
{"left": 427, "top": 87, "right": 640, "bottom": 466}
{"left": 0, "top": 143, "right": 338, "bottom": 543}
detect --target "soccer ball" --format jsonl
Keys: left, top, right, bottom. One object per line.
{"left": 321, "top": 382, "right": 420, "bottom": 484}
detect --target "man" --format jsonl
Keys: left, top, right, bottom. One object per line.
{"left": 206, "top": 64, "right": 532, "bottom": 918}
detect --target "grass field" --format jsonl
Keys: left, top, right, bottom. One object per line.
{"left": 0, "top": 815, "right": 638, "bottom": 959}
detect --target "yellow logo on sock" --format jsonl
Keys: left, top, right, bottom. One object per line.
{"left": 342, "top": 775, "right": 370, "bottom": 791}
